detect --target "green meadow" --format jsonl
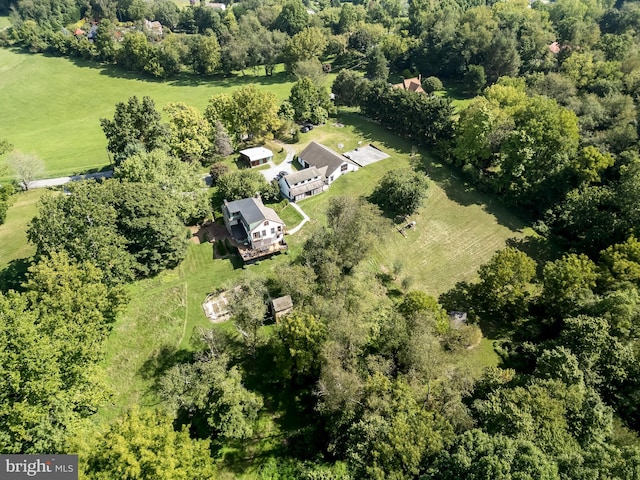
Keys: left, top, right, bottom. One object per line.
{"left": 0, "top": 49, "right": 517, "bottom": 477}
{"left": 0, "top": 108, "right": 523, "bottom": 475}
{"left": 0, "top": 47, "right": 296, "bottom": 178}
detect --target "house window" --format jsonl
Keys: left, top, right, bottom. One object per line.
{"left": 341, "top": 163, "right": 348, "bottom": 172}
{"left": 253, "top": 232, "right": 261, "bottom": 239}
{"left": 264, "top": 221, "right": 269, "bottom": 226}
{"left": 271, "top": 228, "right": 275, "bottom": 234}
{"left": 277, "top": 226, "right": 282, "bottom": 231}
{"left": 330, "top": 176, "right": 334, "bottom": 182}
{"left": 262, "top": 230, "right": 266, "bottom": 237}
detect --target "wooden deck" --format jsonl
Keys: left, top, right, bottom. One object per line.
{"left": 238, "top": 240, "right": 288, "bottom": 262}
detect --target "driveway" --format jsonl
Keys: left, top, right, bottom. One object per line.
{"left": 28, "top": 170, "right": 114, "bottom": 189}
{"left": 259, "top": 145, "right": 297, "bottom": 182}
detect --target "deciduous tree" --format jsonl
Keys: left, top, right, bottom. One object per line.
{"left": 84, "top": 408, "right": 217, "bottom": 479}
{"left": 206, "top": 86, "right": 281, "bottom": 142}
{"left": 6, "top": 151, "right": 44, "bottom": 190}
{"left": 371, "top": 169, "right": 429, "bottom": 216}
{"left": 100, "top": 96, "right": 168, "bottom": 165}
{"left": 164, "top": 102, "right": 212, "bottom": 163}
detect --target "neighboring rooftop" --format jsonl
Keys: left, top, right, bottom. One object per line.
{"left": 392, "top": 77, "right": 425, "bottom": 94}
{"left": 271, "top": 295, "right": 293, "bottom": 312}
{"left": 343, "top": 144, "right": 390, "bottom": 167}
{"left": 239, "top": 146, "right": 273, "bottom": 162}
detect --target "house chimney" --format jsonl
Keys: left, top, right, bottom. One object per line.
{"left": 418, "top": 73, "right": 422, "bottom": 83}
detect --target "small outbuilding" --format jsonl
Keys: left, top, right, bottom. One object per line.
{"left": 270, "top": 295, "right": 293, "bottom": 320}
{"left": 239, "top": 146, "right": 273, "bottom": 168}
{"left": 449, "top": 311, "right": 468, "bottom": 329}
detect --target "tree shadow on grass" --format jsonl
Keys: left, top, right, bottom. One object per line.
{"left": 339, "top": 109, "right": 533, "bottom": 233}
{"left": 59, "top": 51, "right": 295, "bottom": 88}
{"left": 0, "top": 257, "right": 33, "bottom": 293}
{"left": 506, "top": 236, "right": 563, "bottom": 271}
{"left": 237, "top": 344, "right": 329, "bottom": 461}
{"left": 138, "top": 344, "right": 194, "bottom": 388}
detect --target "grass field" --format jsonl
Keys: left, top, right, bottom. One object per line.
{"left": 293, "top": 111, "right": 532, "bottom": 295}
{"left": 0, "top": 104, "right": 522, "bottom": 477}
{"left": 0, "top": 16, "right": 11, "bottom": 29}
{"left": 0, "top": 189, "right": 44, "bottom": 271}
{"left": 0, "top": 48, "right": 296, "bottom": 179}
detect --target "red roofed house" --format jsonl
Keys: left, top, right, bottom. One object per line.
{"left": 393, "top": 74, "right": 425, "bottom": 94}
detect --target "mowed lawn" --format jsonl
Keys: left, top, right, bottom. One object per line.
{"left": 96, "top": 111, "right": 529, "bottom": 424}
{"left": 294, "top": 111, "right": 533, "bottom": 295}
{"left": 0, "top": 189, "right": 45, "bottom": 271}
{"left": 1, "top": 108, "right": 522, "bottom": 474}
{"left": 0, "top": 47, "right": 296, "bottom": 179}
{"left": 98, "top": 237, "right": 298, "bottom": 424}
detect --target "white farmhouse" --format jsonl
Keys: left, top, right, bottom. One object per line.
{"left": 221, "top": 195, "right": 287, "bottom": 261}
{"left": 297, "top": 141, "right": 359, "bottom": 185}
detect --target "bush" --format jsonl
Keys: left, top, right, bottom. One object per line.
{"left": 209, "top": 162, "right": 230, "bottom": 186}
{"left": 422, "top": 76, "right": 443, "bottom": 93}
{"left": 0, "top": 184, "right": 16, "bottom": 225}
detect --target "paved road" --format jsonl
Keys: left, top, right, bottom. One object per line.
{"left": 28, "top": 170, "right": 114, "bottom": 189}
{"left": 27, "top": 147, "right": 297, "bottom": 189}
{"left": 27, "top": 170, "right": 215, "bottom": 189}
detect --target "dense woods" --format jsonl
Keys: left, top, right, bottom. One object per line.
{"left": 4, "top": 0, "right": 640, "bottom": 477}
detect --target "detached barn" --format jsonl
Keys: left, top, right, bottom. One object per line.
{"left": 239, "top": 147, "right": 273, "bottom": 168}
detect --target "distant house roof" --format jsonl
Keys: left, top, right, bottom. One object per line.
{"left": 207, "top": 2, "right": 226, "bottom": 9}
{"left": 298, "top": 142, "right": 354, "bottom": 178}
{"left": 87, "top": 24, "right": 98, "bottom": 40}
{"left": 549, "top": 41, "right": 561, "bottom": 54}
{"left": 239, "top": 146, "right": 273, "bottom": 162}
{"left": 392, "top": 77, "right": 425, "bottom": 94}
{"left": 224, "top": 196, "right": 284, "bottom": 231}
{"left": 271, "top": 295, "right": 293, "bottom": 313}
{"left": 74, "top": 28, "right": 85, "bottom": 36}
{"left": 144, "top": 19, "right": 163, "bottom": 36}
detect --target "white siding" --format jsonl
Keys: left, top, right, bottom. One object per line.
{"left": 325, "top": 162, "right": 359, "bottom": 185}
{"left": 248, "top": 220, "right": 284, "bottom": 249}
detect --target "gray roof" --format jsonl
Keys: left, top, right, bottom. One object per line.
{"left": 285, "top": 167, "right": 322, "bottom": 186}
{"left": 289, "top": 178, "right": 325, "bottom": 198}
{"left": 298, "top": 142, "right": 354, "bottom": 177}
{"left": 224, "top": 197, "right": 284, "bottom": 230}
{"left": 271, "top": 295, "right": 293, "bottom": 312}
